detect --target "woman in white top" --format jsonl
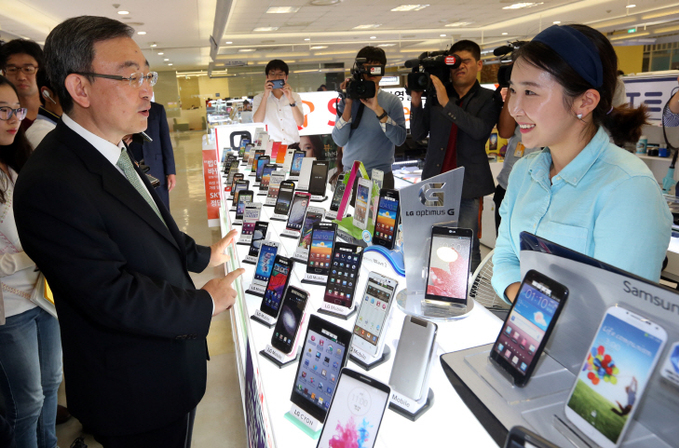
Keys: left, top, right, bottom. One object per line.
{"left": 0, "top": 75, "right": 62, "bottom": 448}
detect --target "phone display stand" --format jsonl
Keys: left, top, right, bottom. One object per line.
{"left": 292, "top": 248, "right": 309, "bottom": 264}
{"left": 284, "top": 404, "right": 323, "bottom": 439}
{"left": 350, "top": 345, "right": 391, "bottom": 371}
{"left": 236, "top": 235, "right": 252, "bottom": 246}
{"left": 250, "top": 309, "right": 276, "bottom": 328}
{"left": 270, "top": 213, "right": 288, "bottom": 221}
{"left": 242, "top": 255, "right": 258, "bottom": 265}
{"left": 395, "top": 289, "right": 474, "bottom": 321}
{"left": 324, "top": 210, "right": 338, "bottom": 221}
{"left": 310, "top": 194, "right": 327, "bottom": 203}
{"left": 301, "top": 273, "right": 328, "bottom": 286}
{"left": 257, "top": 191, "right": 267, "bottom": 196}
{"left": 233, "top": 219, "right": 243, "bottom": 226}
{"left": 264, "top": 198, "right": 276, "bottom": 207}
{"left": 317, "top": 302, "right": 357, "bottom": 320}
{"left": 280, "top": 229, "right": 301, "bottom": 239}
{"left": 245, "top": 282, "right": 266, "bottom": 297}
{"left": 259, "top": 344, "right": 301, "bottom": 368}
{"left": 333, "top": 216, "right": 373, "bottom": 246}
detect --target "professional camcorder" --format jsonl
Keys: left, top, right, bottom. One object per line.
{"left": 493, "top": 41, "right": 527, "bottom": 88}
{"left": 405, "top": 51, "right": 461, "bottom": 98}
{"left": 344, "top": 58, "right": 385, "bottom": 100}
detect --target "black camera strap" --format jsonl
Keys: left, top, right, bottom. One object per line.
{"left": 351, "top": 102, "right": 366, "bottom": 130}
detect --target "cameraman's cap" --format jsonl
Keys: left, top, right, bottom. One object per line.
{"left": 532, "top": 25, "right": 603, "bottom": 89}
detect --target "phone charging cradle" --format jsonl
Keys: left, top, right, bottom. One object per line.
{"left": 270, "top": 213, "right": 288, "bottom": 221}
{"left": 259, "top": 344, "right": 301, "bottom": 368}
{"left": 242, "top": 255, "right": 258, "bottom": 265}
{"left": 250, "top": 309, "right": 276, "bottom": 328}
{"left": 245, "top": 282, "right": 266, "bottom": 297}
{"left": 280, "top": 229, "right": 301, "bottom": 239}
{"left": 317, "top": 302, "right": 357, "bottom": 320}
{"left": 310, "top": 195, "right": 327, "bottom": 203}
{"left": 285, "top": 403, "right": 323, "bottom": 439}
{"left": 301, "top": 273, "right": 328, "bottom": 286}
{"left": 350, "top": 345, "right": 391, "bottom": 371}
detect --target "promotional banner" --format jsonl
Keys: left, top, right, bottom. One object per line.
{"left": 622, "top": 71, "right": 679, "bottom": 122}
{"left": 399, "top": 167, "right": 464, "bottom": 294}
{"left": 202, "top": 147, "right": 221, "bottom": 227}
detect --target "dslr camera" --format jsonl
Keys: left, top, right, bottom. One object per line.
{"left": 344, "top": 58, "right": 385, "bottom": 100}
{"left": 405, "top": 51, "right": 461, "bottom": 98}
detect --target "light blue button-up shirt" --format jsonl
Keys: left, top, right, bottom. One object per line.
{"left": 492, "top": 127, "right": 672, "bottom": 301}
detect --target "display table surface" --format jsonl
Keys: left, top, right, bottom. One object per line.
{"left": 220, "top": 181, "right": 504, "bottom": 447}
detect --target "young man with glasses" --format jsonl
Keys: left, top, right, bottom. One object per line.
{"left": 14, "top": 16, "right": 245, "bottom": 447}
{"left": 410, "top": 40, "right": 502, "bottom": 273}
{"left": 0, "top": 39, "right": 44, "bottom": 131}
{"left": 252, "top": 59, "right": 304, "bottom": 145}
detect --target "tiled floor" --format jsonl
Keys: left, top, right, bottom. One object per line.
{"left": 56, "top": 131, "right": 247, "bottom": 448}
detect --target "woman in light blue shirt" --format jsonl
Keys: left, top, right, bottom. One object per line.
{"left": 492, "top": 24, "right": 672, "bottom": 302}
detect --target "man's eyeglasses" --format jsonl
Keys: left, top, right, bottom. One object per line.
{"left": 4, "top": 66, "right": 37, "bottom": 75}
{"left": 75, "top": 71, "right": 158, "bottom": 88}
{"left": 0, "top": 107, "right": 28, "bottom": 121}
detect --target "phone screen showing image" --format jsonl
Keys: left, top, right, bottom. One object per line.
{"left": 425, "top": 230, "right": 471, "bottom": 304}
{"left": 291, "top": 151, "right": 305, "bottom": 177}
{"left": 268, "top": 174, "right": 284, "bottom": 200}
{"left": 308, "top": 228, "right": 335, "bottom": 274}
{"left": 274, "top": 183, "right": 295, "bottom": 215}
{"left": 232, "top": 181, "right": 249, "bottom": 207}
{"left": 354, "top": 183, "right": 370, "bottom": 224}
{"left": 236, "top": 192, "right": 253, "bottom": 220}
{"left": 373, "top": 194, "right": 399, "bottom": 248}
{"left": 353, "top": 276, "right": 395, "bottom": 350}
{"left": 287, "top": 194, "right": 310, "bottom": 231}
{"left": 254, "top": 244, "right": 278, "bottom": 282}
{"left": 330, "top": 181, "right": 346, "bottom": 212}
{"left": 256, "top": 156, "right": 270, "bottom": 181}
{"left": 298, "top": 211, "right": 324, "bottom": 250}
{"left": 260, "top": 164, "right": 276, "bottom": 190}
{"left": 248, "top": 222, "right": 269, "bottom": 258}
{"left": 262, "top": 259, "right": 292, "bottom": 316}
{"left": 272, "top": 287, "right": 307, "bottom": 354}
{"left": 323, "top": 244, "right": 362, "bottom": 308}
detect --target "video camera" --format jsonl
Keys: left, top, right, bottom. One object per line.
{"left": 405, "top": 51, "right": 461, "bottom": 98}
{"left": 344, "top": 58, "right": 385, "bottom": 100}
{"left": 493, "top": 41, "right": 527, "bottom": 88}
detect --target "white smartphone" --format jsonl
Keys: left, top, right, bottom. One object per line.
{"left": 388, "top": 316, "right": 437, "bottom": 400}
{"left": 351, "top": 272, "right": 398, "bottom": 357}
{"left": 564, "top": 306, "right": 667, "bottom": 448}
{"left": 353, "top": 177, "right": 372, "bottom": 230}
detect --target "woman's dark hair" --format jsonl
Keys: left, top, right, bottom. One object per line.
{"left": 44, "top": 16, "right": 134, "bottom": 114}
{"left": 0, "top": 76, "right": 33, "bottom": 203}
{"left": 513, "top": 24, "right": 647, "bottom": 145}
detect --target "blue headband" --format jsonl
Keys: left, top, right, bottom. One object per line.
{"left": 532, "top": 25, "right": 603, "bottom": 89}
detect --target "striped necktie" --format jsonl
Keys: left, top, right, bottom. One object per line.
{"left": 116, "top": 148, "right": 167, "bottom": 227}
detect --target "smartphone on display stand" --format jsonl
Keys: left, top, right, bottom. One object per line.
{"left": 259, "top": 163, "right": 276, "bottom": 192}
{"left": 249, "top": 149, "right": 265, "bottom": 174}
{"left": 267, "top": 172, "right": 285, "bottom": 202}
{"left": 298, "top": 207, "right": 325, "bottom": 251}
{"left": 274, "top": 181, "right": 296, "bottom": 216}
{"left": 255, "top": 155, "right": 270, "bottom": 183}
{"left": 231, "top": 180, "right": 250, "bottom": 207}
{"left": 424, "top": 226, "right": 473, "bottom": 306}
{"left": 323, "top": 243, "right": 363, "bottom": 308}
{"left": 254, "top": 241, "right": 279, "bottom": 283}
{"left": 235, "top": 190, "right": 253, "bottom": 222}
{"left": 290, "top": 150, "right": 306, "bottom": 177}
{"left": 229, "top": 173, "right": 244, "bottom": 196}
{"left": 260, "top": 255, "right": 294, "bottom": 319}
{"left": 329, "top": 173, "right": 346, "bottom": 212}
{"left": 389, "top": 316, "right": 438, "bottom": 400}
{"left": 307, "top": 222, "right": 337, "bottom": 276}
{"left": 286, "top": 192, "right": 311, "bottom": 232}
{"left": 316, "top": 368, "right": 390, "bottom": 448}
{"left": 372, "top": 189, "right": 400, "bottom": 250}
{"left": 271, "top": 286, "right": 309, "bottom": 354}
{"left": 308, "top": 160, "right": 329, "bottom": 197}
{"left": 489, "top": 270, "right": 569, "bottom": 387}
{"left": 353, "top": 177, "right": 372, "bottom": 230}
{"left": 351, "top": 273, "right": 398, "bottom": 358}
{"left": 248, "top": 221, "right": 269, "bottom": 258}
{"left": 290, "top": 314, "right": 353, "bottom": 423}
{"left": 504, "top": 426, "right": 561, "bottom": 448}
{"left": 564, "top": 306, "right": 667, "bottom": 448}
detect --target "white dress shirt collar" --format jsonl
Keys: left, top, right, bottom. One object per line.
{"left": 62, "top": 113, "right": 126, "bottom": 168}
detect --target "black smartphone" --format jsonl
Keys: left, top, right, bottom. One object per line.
{"left": 298, "top": 207, "right": 325, "bottom": 251}
{"left": 260, "top": 255, "right": 294, "bottom": 319}
{"left": 329, "top": 173, "right": 346, "bottom": 212}
{"left": 230, "top": 173, "right": 244, "bottom": 193}
{"left": 271, "top": 286, "right": 309, "bottom": 354}
{"left": 235, "top": 190, "right": 253, "bottom": 221}
{"left": 424, "top": 226, "right": 473, "bottom": 305}
{"left": 238, "top": 140, "right": 249, "bottom": 159}
{"left": 271, "top": 79, "right": 285, "bottom": 89}
{"left": 274, "top": 180, "right": 296, "bottom": 216}
{"left": 250, "top": 149, "right": 265, "bottom": 173}
{"left": 255, "top": 155, "right": 270, "bottom": 182}
{"left": 504, "top": 426, "right": 561, "bottom": 448}
{"left": 290, "top": 150, "right": 305, "bottom": 177}
{"left": 254, "top": 241, "right": 279, "bottom": 283}
{"left": 232, "top": 179, "right": 250, "bottom": 207}
{"left": 286, "top": 192, "right": 311, "bottom": 232}
{"left": 290, "top": 315, "right": 352, "bottom": 423}
{"left": 259, "top": 163, "right": 277, "bottom": 191}
{"left": 316, "top": 368, "right": 391, "bottom": 448}
{"left": 248, "top": 221, "right": 269, "bottom": 258}
{"left": 323, "top": 243, "right": 363, "bottom": 308}
{"left": 223, "top": 155, "right": 236, "bottom": 174}
{"left": 308, "top": 160, "right": 329, "bottom": 197}
{"left": 307, "top": 222, "right": 337, "bottom": 276}
{"left": 372, "top": 189, "right": 400, "bottom": 250}
{"left": 489, "top": 270, "right": 569, "bottom": 387}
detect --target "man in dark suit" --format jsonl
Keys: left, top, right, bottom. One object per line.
{"left": 13, "top": 16, "right": 244, "bottom": 448}
{"left": 129, "top": 101, "right": 176, "bottom": 209}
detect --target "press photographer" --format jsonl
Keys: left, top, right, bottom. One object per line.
{"left": 332, "top": 46, "right": 406, "bottom": 190}
{"left": 410, "top": 39, "right": 502, "bottom": 272}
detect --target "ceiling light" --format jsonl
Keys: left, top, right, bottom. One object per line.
{"left": 390, "top": 4, "right": 430, "bottom": 12}
{"left": 118, "top": 10, "right": 130, "bottom": 15}
{"left": 253, "top": 27, "right": 279, "bottom": 32}
{"left": 310, "top": 45, "right": 328, "bottom": 49}
{"left": 150, "top": 43, "right": 157, "bottom": 47}
{"left": 502, "top": 3, "right": 543, "bottom": 10}
{"left": 304, "top": 38, "right": 311, "bottom": 41}
{"left": 502, "top": 32, "right": 508, "bottom": 35}
{"left": 626, "top": 4, "right": 636, "bottom": 7}
{"left": 266, "top": 6, "right": 301, "bottom": 13}
{"left": 137, "top": 31, "right": 146, "bottom": 35}
{"left": 445, "top": 21, "right": 472, "bottom": 27}
{"left": 239, "top": 48, "right": 256, "bottom": 52}
{"left": 353, "top": 24, "right": 381, "bottom": 29}
{"left": 168, "top": 63, "right": 173, "bottom": 66}
{"left": 370, "top": 36, "right": 377, "bottom": 39}
{"left": 553, "top": 21, "right": 561, "bottom": 24}
{"left": 310, "top": 0, "right": 341, "bottom": 5}
{"left": 440, "top": 34, "right": 446, "bottom": 37}
{"left": 378, "top": 43, "right": 396, "bottom": 47}
{"left": 164, "top": 58, "right": 169, "bottom": 61}
{"left": 610, "top": 31, "right": 649, "bottom": 41}
{"left": 225, "top": 41, "right": 233, "bottom": 44}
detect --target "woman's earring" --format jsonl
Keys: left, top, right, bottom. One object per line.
{"left": 576, "top": 113, "right": 583, "bottom": 120}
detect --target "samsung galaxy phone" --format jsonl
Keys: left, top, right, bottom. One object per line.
{"left": 372, "top": 189, "right": 400, "bottom": 250}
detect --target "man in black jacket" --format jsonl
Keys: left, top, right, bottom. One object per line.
{"left": 410, "top": 40, "right": 501, "bottom": 272}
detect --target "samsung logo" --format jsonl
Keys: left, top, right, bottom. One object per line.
{"left": 623, "top": 280, "right": 679, "bottom": 315}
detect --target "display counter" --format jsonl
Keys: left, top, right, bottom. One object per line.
{"left": 218, "top": 171, "right": 504, "bottom": 447}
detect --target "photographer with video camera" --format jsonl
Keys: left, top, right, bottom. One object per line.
{"left": 410, "top": 40, "right": 502, "bottom": 272}
{"left": 332, "top": 46, "right": 406, "bottom": 190}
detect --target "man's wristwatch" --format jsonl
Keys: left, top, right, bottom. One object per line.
{"left": 289, "top": 101, "right": 297, "bottom": 107}
{"left": 376, "top": 111, "right": 388, "bottom": 121}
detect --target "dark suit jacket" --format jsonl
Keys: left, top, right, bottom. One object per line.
{"left": 14, "top": 121, "right": 213, "bottom": 437}
{"left": 411, "top": 81, "right": 501, "bottom": 199}
{"left": 130, "top": 102, "right": 176, "bottom": 209}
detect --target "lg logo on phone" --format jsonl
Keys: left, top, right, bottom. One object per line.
{"left": 419, "top": 183, "right": 445, "bottom": 207}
